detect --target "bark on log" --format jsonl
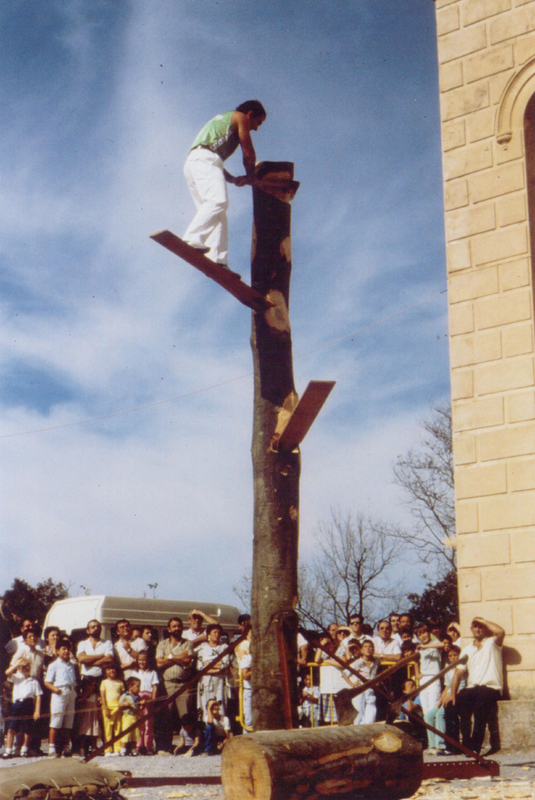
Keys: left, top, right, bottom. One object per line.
{"left": 250, "top": 161, "right": 300, "bottom": 731}
{"left": 221, "top": 724, "right": 423, "bottom": 800}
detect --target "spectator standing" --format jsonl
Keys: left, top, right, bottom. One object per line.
{"left": 449, "top": 617, "right": 505, "bottom": 755}
{"left": 415, "top": 623, "right": 445, "bottom": 754}
{"left": 346, "top": 639, "right": 380, "bottom": 725}
{"left": 197, "top": 624, "right": 230, "bottom": 717}
{"left": 373, "top": 621, "right": 402, "bottom": 661}
{"left": 76, "top": 620, "right": 115, "bottom": 756}
{"left": 314, "top": 634, "right": 345, "bottom": 724}
{"left": 118, "top": 677, "right": 142, "bottom": 756}
{"left": 114, "top": 620, "right": 147, "bottom": 681}
{"left": 44, "top": 638, "right": 78, "bottom": 758}
{"left": 100, "top": 665, "right": 124, "bottom": 756}
{"left": 183, "top": 609, "right": 219, "bottom": 648}
{"left": 298, "top": 674, "right": 320, "bottom": 728}
{"left": 134, "top": 650, "right": 158, "bottom": 753}
{"left": 6, "top": 620, "right": 45, "bottom": 659}
{"left": 3, "top": 658, "right": 42, "bottom": 758}
{"left": 156, "top": 618, "right": 196, "bottom": 723}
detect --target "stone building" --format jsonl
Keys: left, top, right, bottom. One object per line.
{"left": 433, "top": 0, "right": 535, "bottom": 744}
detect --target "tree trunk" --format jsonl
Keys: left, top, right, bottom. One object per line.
{"left": 221, "top": 724, "right": 423, "bottom": 800}
{"left": 250, "top": 162, "right": 300, "bottom": 731}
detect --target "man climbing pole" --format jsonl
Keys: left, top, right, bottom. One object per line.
{"left": 182, "top": 100, "right": 267, "bottom": 277}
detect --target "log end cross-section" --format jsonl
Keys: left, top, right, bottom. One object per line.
{"left": 221, "top": 724, "right": 423, "bottom": 800}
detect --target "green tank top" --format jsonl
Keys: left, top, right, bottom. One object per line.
{"left": 189, "top": 111, "right": 240, "bottom": 161}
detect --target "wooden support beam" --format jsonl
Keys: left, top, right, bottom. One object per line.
{"left": 150, "top": 230, "right": 273, "bottom": 312}
{"left": 221, "top": 724, "right": 423, "bottom": 800}
{"left": 278, "top": 380, "right": 335, "bottom": 451}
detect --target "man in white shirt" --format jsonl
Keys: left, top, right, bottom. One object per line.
{"left": 373, "top": 620, "right": 402, "bottom": 661}
{"left": 182, "top": 609, "right": 219, "bottom": 648}
{"left": 76, "top": 620, "right": 114, "bottom": 683}
{"left": 449, "top": 617, "right": 505, "bottom": 755}
{"left": 113, "top": 619, "right": 147, "bottom": 680}
{"left": 6, "top": 619, "right": 45, "bottom": 658}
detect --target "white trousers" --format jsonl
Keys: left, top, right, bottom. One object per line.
{"left": 183, "top": 148, "right": 229, "bottom": 265}
{"left": 419, "top": 677, "right": 442, "bottom": 715}
{"left": 352, "top": 689, "right": 377, "bottom": 724}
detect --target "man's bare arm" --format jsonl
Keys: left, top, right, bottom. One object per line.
{"left": 233, "top": 111, "right": 257, "bottom": 177}
{"left": 474, "top": 617, "right": 505, "bottom": 646}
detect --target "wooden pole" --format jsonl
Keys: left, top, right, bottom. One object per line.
{"left": 250, "top": 161, "right": 300, "bottom": 731}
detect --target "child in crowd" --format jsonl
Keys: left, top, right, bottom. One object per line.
{"left": 119, "top": 677, "right": 142, "bottom": 756}
{"left": 415, "top": 623, "right": 445, "bottom": 755}
{"left": 203, "top": 698, "right": 231, "bottom": 755}
{"left": 397, "top": 678, "right": 427, "bottom": 748}
{"left": 173, "top": 713, "right": 202, "bottom": 756}
{"left": 44, "top": 638, "right": 78, "bottom": 758}
{"left": 78, "top": 676, "right": 100, "bottom": 758}
{"left": 397, "top": 678, "right": 423, "bottom": 721}
{"left": 100, "top": 665, "right": 124, "bottom": 756}
{"left": 298, "top": 674, "right": 320, "bottom": 728}
{"left": 3, "top": 658, "right": 42, "bottom": 758}
{"left": 439, "top": 644, "right": 466, "bottom": 754}
{"left": 134, "top": 651, "right": 159, "bottom": 754}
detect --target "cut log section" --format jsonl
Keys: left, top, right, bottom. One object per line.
{"left": 150, "top": 230, "right": 274, "bottom": 312}
{"left": 221, "top": 724, "right": 423, "bottom": 800}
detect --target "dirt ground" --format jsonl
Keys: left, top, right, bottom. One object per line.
{"left": 1, "top": 746, "right": 534, "bottom": 799}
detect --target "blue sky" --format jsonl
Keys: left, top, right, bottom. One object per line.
{"left": 0, "top": 0, "right": 450, "bottom": 609}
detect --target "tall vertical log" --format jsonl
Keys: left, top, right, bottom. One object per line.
{"left": 251, "top": 161, "right": 300, "bottom": 731}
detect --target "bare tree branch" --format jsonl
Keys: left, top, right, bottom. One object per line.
{"left": 393, "top": 403, "right": 456, "bottom": 572}
{"left": 298, "top": 509, "right": 405, "bottom": 628}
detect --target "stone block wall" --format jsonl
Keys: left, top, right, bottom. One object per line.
{"left": 434, "top": 0, "right": 535, "bottom": 700}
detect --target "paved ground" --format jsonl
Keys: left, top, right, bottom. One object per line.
{"left": 1, "top": 747, "right": 534, "bottom": 799}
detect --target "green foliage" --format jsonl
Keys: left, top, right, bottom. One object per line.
{"left": 406, "top": 569, "right": 459, "bottom": 625}
{"left": 1, "top": 578, "right": 70, "bottom": 631}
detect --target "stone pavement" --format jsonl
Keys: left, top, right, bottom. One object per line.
{"left": 1, "top": 747, "right": 534, "bottom": 799}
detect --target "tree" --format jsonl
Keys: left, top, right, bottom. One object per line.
{"left": 298, "top": 509, "right": 405, "bottom": 629}
{"left": 393, "top": 403, "right": 456, "bottom": 573}
{"left": 406, "top": 569, "right": 459, "bottom": 624}
{"left": 1, "top": 578, "right": 70, "bottom": 631}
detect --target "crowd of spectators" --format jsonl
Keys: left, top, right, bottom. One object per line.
{"left": 0, "top": 606, "right": 504, "bottom": 759}
{"left": 0, "top": 609, "right": 252, "bottom": 759}
{"left": 298, "top": 611, "right": 505, "bottom": 756}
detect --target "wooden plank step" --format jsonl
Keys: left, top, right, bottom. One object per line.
{"left": 279, "top": 380, "right": 336, "bottom": 450}
{"left": 150, "top": 230, "right": 273, "bottom": 312}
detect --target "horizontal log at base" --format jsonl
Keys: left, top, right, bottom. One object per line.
{"left": 221, "top": 724, "right": 423, "bottom": 800}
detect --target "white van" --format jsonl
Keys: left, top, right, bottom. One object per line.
{"left": 43, "top": 595, "right": 242, "bottom": 645}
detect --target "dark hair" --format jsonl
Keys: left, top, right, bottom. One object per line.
{"left": 44, "top": 626, "right": 61, "bottom": 640}
{"left": 349, "top": 614, "right": 363, "bottom": 624}
{"left": 235, "top": 100, "right": 266, "bottom": 119}
{"left": 22, "top": 629, "right": 38, "bottom": 640}
{"left": 126, "top": 676, "right": 140, "bottom": 689}
{"left": 168, "top": 617, "right": 183, "bottom": 628}
{"left": 401, "top": 641, "right": 417, "bottom": 654}
{"left": 181, "top": 713, "right": 196, "bottom": 726}
{"left": 238, "top": 614, "right": 251, "bottom": 624}
{"left": 58, "top": 637, "right": 72, "bottom": 650}
{"left": 448, "top": 644, "right": 461, "bottom": 655}
{"left": 206, "top": 623, "right": 223, "bottom": 635}
{"left": 114, "top": 619, "right": 130, "bottom": 633}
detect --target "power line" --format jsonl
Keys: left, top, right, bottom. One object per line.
{"left": 0, "top": 288, "right": 447, "bottom": 439}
